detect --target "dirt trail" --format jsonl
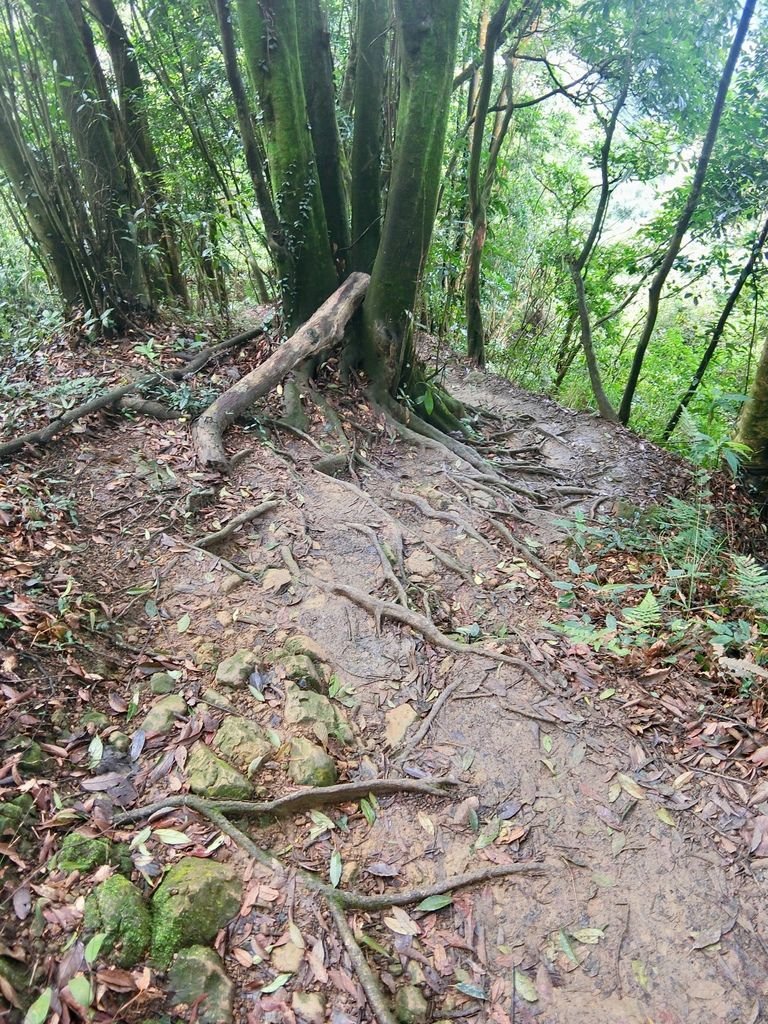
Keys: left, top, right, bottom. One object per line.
{"left": 3, "top": 348, "right": 768, "bottom": 1024}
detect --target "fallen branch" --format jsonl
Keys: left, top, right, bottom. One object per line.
{"left": 326, "top": 901, "right": 399, "bottom": 1024}
{"left": 195, "top": 499, "right": 280, "bottom": 549}
{"left": 0, "top": 323, "right": 267, "bottom": 462}
{"left": 114, "top": 776, "right": 458, "bottom": 824}
{"left": 193, "top": 273, "right": 369, "bottom": 469}
{"left": 395, "top": 674, "right": 468, "bottom": 757}
{"left": 350, "top": 522, "right": 409, "bottom": 606}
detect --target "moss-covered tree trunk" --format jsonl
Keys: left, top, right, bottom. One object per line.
{"left": 737, "top": 336, "right": 768, "bottom": 489}
{"left": 349, "top": 0, "right": 387, "bottom": 275}
{"left": 297, "top": 0, "right": 350, "bottom": 278}
{"left": 362, "top": 0, "right": 461, "bottom": 393}
{"left": 237, "top": 0, "right": 338, "bottom": 332}
{"left": 28, "top": 0, "right": 148, "bottom": 319}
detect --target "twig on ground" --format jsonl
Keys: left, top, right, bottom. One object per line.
{"left": 326, "top": 901, "right": 399, "bottom": 1024}
{"left": 196, "top": 499, "right": 280, "bottom": 549}
{"left": 396, "top": 674, "right": 469, "bottom": 757}
{"left": 484, "top": 516, "right": 558, "bottom": 582}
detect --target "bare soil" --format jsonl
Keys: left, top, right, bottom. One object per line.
{"left": 2, "top": 334, "right": 768, "bottom": 1024}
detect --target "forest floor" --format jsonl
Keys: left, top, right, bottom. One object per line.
{"left": 3, "top": 319, "right": 768, "bottom": 1024}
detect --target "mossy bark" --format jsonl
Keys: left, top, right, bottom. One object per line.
{"left": 297, "top": 0, "right": 351, "bottom": 277}
{"left": 237, "top": 0, "right": 338, "bottom": 332}
{"left": 349, "top": 0, "right": 387, "bottom": 274}
{"left": 361, "top": 0, "right": 462, "bottom": 395}
{"left": 737, "top": 335, "right": 768, "bottom": 489}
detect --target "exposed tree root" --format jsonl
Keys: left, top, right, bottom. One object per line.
{"left": 118, "top": 396, "right": 182, "bottom": 420}
{"left": 195, "top": 499, "right": 280, "bottom": 549}
{"left": 485, "top": 516, "right": 558, "bottom": 582}
{"left": 317, "top": 578, "right": 564, "bottom": 697}
{"left": 193, "top": 273, "right": 369, "bottom": 469}
{"left": 116, "top": 785, "right": 546, "bottom": 1024}
{"left": 392, "top": 488, "right": 496, "bottom": 555}
{"left": 350, "top": 523, "right": 409, "bottom": 605}
{"left": 115, "top": 776, "right": 457, "bottom": 824}
{"left": 0, "top": 322, "right": 268, "bottom": 462}
{"left": 395, "top": 674, "right": 470, "bottom": 758}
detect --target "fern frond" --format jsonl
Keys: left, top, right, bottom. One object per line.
{"left": 622, "top": 590, "right": 662, "bottom": 630}
{"left": 730, "top": 554, "right": 768, "bottom": 616}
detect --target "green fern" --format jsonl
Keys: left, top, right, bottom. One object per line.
{"left": 730, "top": 555, "right": 768, "bottom": 616}
{"left": 622, "top": 591, "right": 662, "bottom": 630}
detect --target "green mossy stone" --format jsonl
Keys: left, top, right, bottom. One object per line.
{"left": 194, "top": 641, "right": 222, "bottom": 671}
{"left": 168, "top": 946, "right": 234, "bottom": 1024}
{"left": 84, "top": 875, "right": 151, "bottom": 968}
{"left": 394, "top": 984, "right": 429, "bottom": 1024}
{"left": 7, "top": 736, "right": 48, "bottom": 774}
{"left": 212, "top": 716, "right": 272, "bottom": 774}
{"left": 0, "top": 794, "right": 35, "bottom": 837}
{"left": 140, "top": 695, "right": 188, "bottom": 735}
{"left": 151, "top": 857, "right": 242, "bottom": 968}
{"left": 58, "top": 832, "right": 112, "bottom": 873}
{"left": 110, "top": 731, "right": 131, "bottom": 753}
{"left": 283, "top": 687, "right": 353, "bottom": 744}
{"left": 149, "top": 672, "right": 176, "bottom": 695}
{"left": 287, "top": 737, "right": 337, "bottom": 787}
{"left": 0, "top": 956, "right": 30, "bottom": 1008}
{"left": 280, "top": 653, "right": 325, "bottom": 693}
{"left": 215, "top": 650, "right": 258, "bottom": 687}
{"left": 80, "top": 710, "right": 110, "bottom": 730}
{"left": 186, "top": 742, "right": 253, "bottom": 799}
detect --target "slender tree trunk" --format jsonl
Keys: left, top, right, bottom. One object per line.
{"left": 362, "top": 0, "right": 462, "bottom": 392}
{"left": 237, "top": 0, "right": 337, "bottom": 331}
{"left": 350, "top": 0, "right": 387, "bottom": 274}
{"left": 618, "top": 0, "right": 757, "bottom": 424}
{"left": 737, "top": 334, "right": 768, "bottom": 489}
{"left": 213, "top": 0, "right": 279, "bottom": 257}
{"left": 87, "top": 0, "right": 187, "bottom": 304}
{"left": 569, "top": 262, "right": 619, "bottom": 422}
{"left": 28, "top": 0, "right": 148, "bottom": 317}
{"left": 297, "top": 0, "right": 351, "bottom": 277}
{"left": 664, "top": 212, "right": 768, "bottom": 440}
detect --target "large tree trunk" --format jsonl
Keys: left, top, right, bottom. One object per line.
{"left": 362, "top": 0, "right": 462, "bottom": 393}
{"left": 237, "top": 0, "right": 338, "bottom": 332}
{"left": 194, "top": 273, "right": 369, "bottom": 469}
{"left": 349, "top": 0, "right": 387, "bottom": 275}
{"left": 618, "top": 0, "right": 757, "bottom": 425}
{"left": 297, "top": 0, "right": 351, "bottom": 277}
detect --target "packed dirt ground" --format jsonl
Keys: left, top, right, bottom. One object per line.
{"left": 3, "top": 320, "right": 768, "bottom": 1024}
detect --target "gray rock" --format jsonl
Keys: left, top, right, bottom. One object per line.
{"left": 169, "top": 946, "right": 234, "bottom": 1024}
{"left": 215, "top": 649, "right": 259, "bottom": 687}
{"left": 281, "top": 654, "right": 325, "bottom": 693}
{"left": 201, "top": 688, "right": 235, "bottom": 712}
{"left": 212, "top": 716, "right": 273, "bottom": 774}
{"left": 140, "top": 695, "right": 188, "bottom": 735}
{"left": 288, "top": 737, "right": 337, "bottom": 787}
{"left": 292, "top": 991, "right": 325, "bottom": 1024}
{"left": 186, "top": 742, "right": 253, "bottom": 799}
{"left": 151, "top": 857, "right": 242, "bottom": 967}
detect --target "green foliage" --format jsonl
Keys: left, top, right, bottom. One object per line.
{"left": 729, "top": 555, "right": 768, "bottom": 616}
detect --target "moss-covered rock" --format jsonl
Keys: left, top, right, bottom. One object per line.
{"left": 394, "top": 985, "right": 428, "bottom": 1024}
{"left": 292, "top": 991, "right": 325, "bottom": 1024}
{"left": 169, "top": 946, "right": 234, "bottom": 1024}
{"left": 109, "top": 731, "right": 131, "bottom": 753}
{"left": 151, "top": 857, "right": 242, "bottom": 968}
{"left": 80, "top": 710, "right": 110, "bottom": 730}
{"left": 281, "top": 654, "right": 325, "bottom": 693}
{"left": 288, "top": 738, "right": 337, "bottom": 787}
{"left": 215, "top": 650, "right": 258, "bottom": 687}
{"left": 84, "top": 875, "right": 151, "bottom": 968}
{"left": 194, "top": 641, "right": 223, "bottom": 671}
{"left": 0, "top": 793, "right": 35, "bottom": 838}
{"left": 212, "top": 717, "right": 273, "bottom": 774}
{"left": 58, "top": 832, "right": 112, "bottom": 873}
{"left": 140, "top": 695, "right": 188, "bottom": 735}
{"left": 186, "top": 742, "right": 253, "bottom": 799}
{"left": 283, "top": 687, "right": 353, "bottom": 744}
{"left": 149, "top": 672, "right": 176, "bottom": 695}
{"left": 6, "top": 736, "right": 48, "bottom": 774}
{"left": 0, "top": 955, "right": 30, "bottom": 1008}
